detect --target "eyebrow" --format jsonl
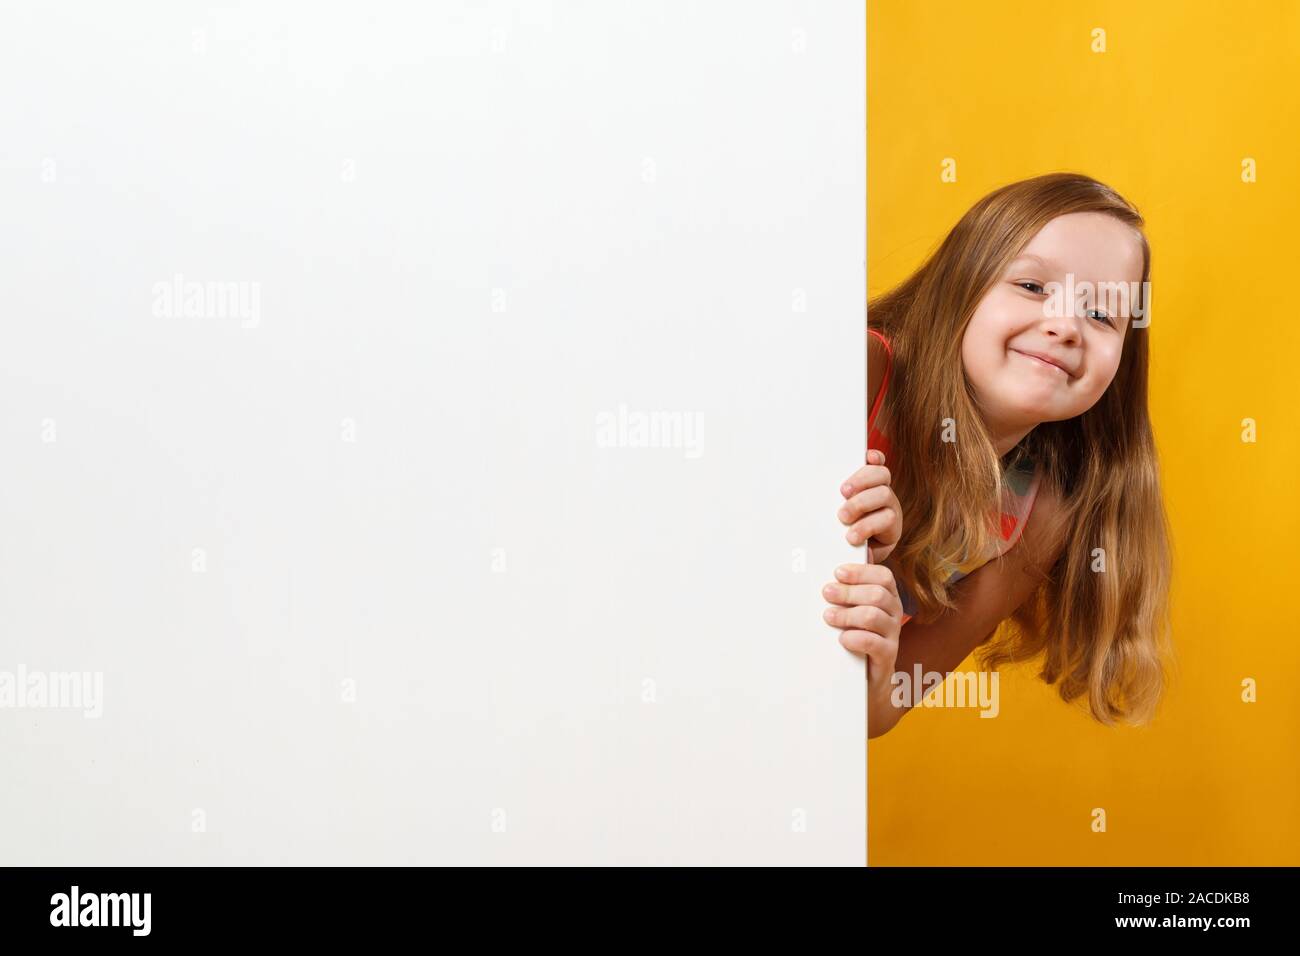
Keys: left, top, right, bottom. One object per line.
{"left": 1008, "top": 253, "right": 1064, "bottom": 271}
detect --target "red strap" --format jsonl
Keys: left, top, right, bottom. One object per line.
{"left": 867, "top": 328, "right": 893, "bottom": 431}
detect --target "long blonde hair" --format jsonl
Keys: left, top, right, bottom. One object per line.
{"left": 871, "top": 172, "right": 1173, "bottom": 725}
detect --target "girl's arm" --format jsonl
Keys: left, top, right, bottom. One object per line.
{"left": 868, "top": 480, "right": 1069, "bottom": 738}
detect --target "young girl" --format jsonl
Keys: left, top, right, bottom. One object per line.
{"left": 822, "top": 172, "right": 1173, "bottom": 738}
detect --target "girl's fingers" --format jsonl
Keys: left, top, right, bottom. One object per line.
{"left": 824, "top": 603, "right": 894, "bottom": 633}
{"left": 845, "top": 508, "right": 898, "bottom": 546}
{"left": 837, "top": 628, "right": 894, "bottom": 660}
{"left": 840, "top": 462, "right": 891, "bottom": 498}
{"left": 830, "top": 562, "right": 899, "bottom": 597}
{"left": 821, "top": 582, "right": 902, "bottom": 616}
{"left": 837, "top": 484, "right": 891, "bottom": 526}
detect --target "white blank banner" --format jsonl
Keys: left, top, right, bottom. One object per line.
{"left": 0, "top": 0, "right": 865, "bottom": 865}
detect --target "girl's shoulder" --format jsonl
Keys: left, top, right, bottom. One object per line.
{"left": 1016, "top": 475, "right": 1069, "bottom": 573}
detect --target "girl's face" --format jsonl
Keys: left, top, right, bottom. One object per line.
{"left": 961, "top": 211, "right": 1145, "bottom": 452}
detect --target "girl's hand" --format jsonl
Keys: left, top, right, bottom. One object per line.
{"left": 838, "top": 449, "right": 902, "bottom": 564}
{"left": 822, "top": 562, "right": 903, "bottom": 694}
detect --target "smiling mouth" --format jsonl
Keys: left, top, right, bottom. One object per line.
{"left": 1010, "top": 348, "right": 1070, "bottom": 377}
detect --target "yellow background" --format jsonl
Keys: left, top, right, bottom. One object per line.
{"left": 867, "top": 0, "right": 1300, "bottom": 864}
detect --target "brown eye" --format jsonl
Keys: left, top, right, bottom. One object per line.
{"left": 1017, "top": 281, "right": 1045, "bottom": 295}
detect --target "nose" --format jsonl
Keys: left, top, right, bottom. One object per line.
{"left": 1037, "top": 306, "right": 1083, "bottom": 345}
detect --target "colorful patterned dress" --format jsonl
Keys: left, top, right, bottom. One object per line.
{"left": 867, "top": 329, "right": 1041, "bottom": 624}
